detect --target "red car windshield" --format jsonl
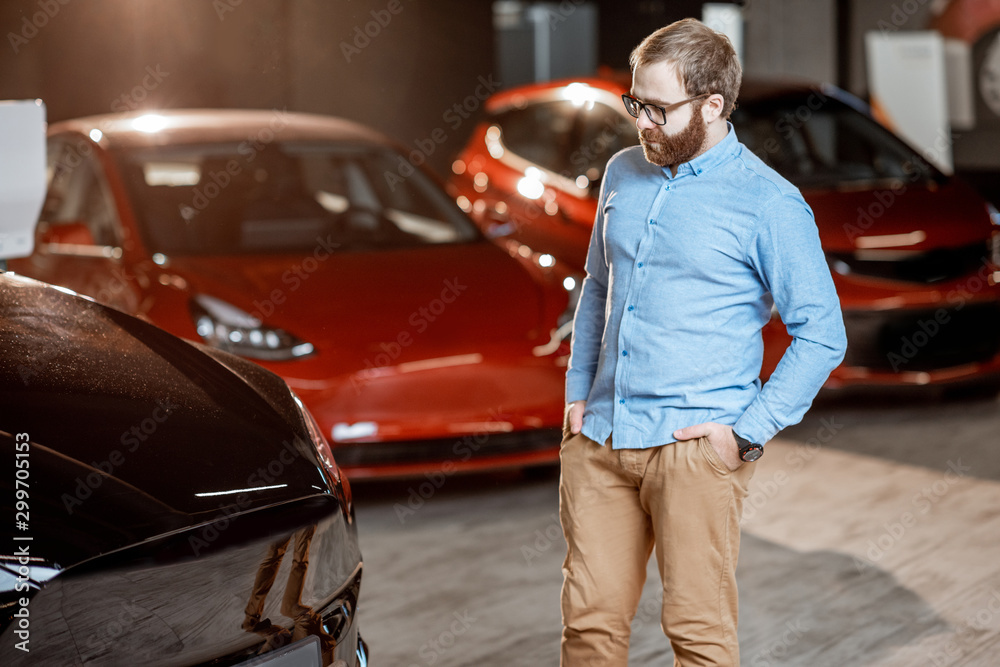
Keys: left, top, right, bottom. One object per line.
{"left": 115, "top": 142, "right": 479, "bottom": 256}
{"left": 730, "top": 95, "right": 945, "bottom": 190}
{"left": 491, "top": 91, "right": 944, "bottom": 194}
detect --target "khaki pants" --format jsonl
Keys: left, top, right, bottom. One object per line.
{"left": 559, "top": 429, "right": 755, "bottom": 666}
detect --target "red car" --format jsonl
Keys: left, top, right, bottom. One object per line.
{"left": 11, "top": 109, "right": 576, "bottom": 479}
{"left": 451, "top": 75, "right": 1000, "bottom": 388}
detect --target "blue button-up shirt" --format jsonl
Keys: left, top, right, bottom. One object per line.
{"left": 566, "top": 125, "right": 847, "bottom": 448}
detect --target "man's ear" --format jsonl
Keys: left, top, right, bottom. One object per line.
{"left": 702, "top": 94, "right": 726, "bottom": 122}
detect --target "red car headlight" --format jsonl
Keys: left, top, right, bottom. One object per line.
{"left": 190, "top": 294, "right": 315, "bottom": 361}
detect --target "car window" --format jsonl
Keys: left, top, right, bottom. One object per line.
{"left": 732, "top": 95, "right": 940, "bottom": 189}
{"left": 572, "top": 102, "right": 639, "bottom": 186}
{"left": 115, "top": 142, "right": 480, "bottom": 256}
{"left": 41, "top": 138, "right": 121, "bottom": 246}
{"left": 493, "top": 100, "right": 578, "bottom": 175}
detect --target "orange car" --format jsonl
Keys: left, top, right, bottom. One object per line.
{"left": 12, "top": 109, "right": 577, "bottom": 479}
{"left": 451, "top": 76, "right": 1000, "bottom": 388}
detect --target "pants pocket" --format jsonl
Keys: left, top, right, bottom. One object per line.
{"left": 561, "top": 404, "right": 574, "bottom": 443}
{"left": 697, "top": 436, "right": 732, "bottom": 475}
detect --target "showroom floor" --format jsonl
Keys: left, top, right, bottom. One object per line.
{"left": 353, "top": 387, "right": 1000, "bottom": 666}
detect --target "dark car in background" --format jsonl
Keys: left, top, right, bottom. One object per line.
{"left": 0, "top": 272, "right": 366, "bottom": 666}
{"left": 10, "top": 109, "right": 577, "bottom": 479}
{"left": 451, "top": 75, "right": 1000, "bottom": 389}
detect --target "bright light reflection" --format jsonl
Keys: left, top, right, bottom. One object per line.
{"left": 196, "top": 484, "right": 287, "bottom": 497}
{"left": 564, "top": 82, "right": 597, "bottom": 107}
{"left": 132, "top": 114, "right": 168, "bottom": 133}
{"left": 89, "top": 128, "right": 103, "bottom": 142}
{"left": 517, "top": 173, "right": 544, "bottom": 199}
{"left": 49, "top": 285, "right": 78, "bottom": 297}
{"left": 855, "top": 230, "right": 927, "bottom": 249}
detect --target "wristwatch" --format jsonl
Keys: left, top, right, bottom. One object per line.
{"left": 733, "top": 430, "right": 763, "bottom": 462}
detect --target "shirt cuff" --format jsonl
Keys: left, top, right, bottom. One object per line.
{"left": 565, "top": 375, "right": 594, "bottom": 404}
{"left": 733, "top": 405, "right": 778, "bottom": 446}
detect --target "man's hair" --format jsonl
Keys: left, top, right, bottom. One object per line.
{"left": 629, "top": 18, "right": 742, "bottom": 120}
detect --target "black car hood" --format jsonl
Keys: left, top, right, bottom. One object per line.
{"left": 0, "top": 274, "right": 332, "bottom": 571}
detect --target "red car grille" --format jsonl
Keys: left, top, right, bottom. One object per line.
{"left": 843, "top": 302, "right": 1000, "bottom": 372}
{"left": 332, "top": 428, "right": 562, "bottom": 467}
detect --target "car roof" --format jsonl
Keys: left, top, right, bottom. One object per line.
{"left": 48, "top": 108, "right": 393, "bottom": 149}
{"left": 484, "top": 74, "right": 840, "bottom": 114}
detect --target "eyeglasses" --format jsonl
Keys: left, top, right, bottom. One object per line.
{"left": 621, "top": 93, "right": 712, "bottom": 125}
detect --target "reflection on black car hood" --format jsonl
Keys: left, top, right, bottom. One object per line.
{"left": 0, "top": 274, "right": 331, "bottom": 570}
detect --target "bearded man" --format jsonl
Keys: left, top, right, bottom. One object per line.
{"left": 559, "top": 18, "right": 847, "bottom": 667}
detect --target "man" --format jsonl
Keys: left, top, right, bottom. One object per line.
{"left": 559, "top": 18, "right": 847, "bottom": 667}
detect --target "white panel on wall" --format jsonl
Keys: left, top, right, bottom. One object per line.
{"left": 703, "top": 3, "right": 744, "bottom": 64}
{"left": 0, "top": 99, "right": 46, "bottom": 261}
{"left": 865, "top": 30, "right": 953, "bottom": 173}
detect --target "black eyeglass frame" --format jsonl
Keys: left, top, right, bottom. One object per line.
{"left": 621, "top": 92, "right": 713, "bottom": 125}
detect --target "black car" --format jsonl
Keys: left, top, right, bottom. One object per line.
{"left": 0, "top": 272, "right": 367, "bottom": 666}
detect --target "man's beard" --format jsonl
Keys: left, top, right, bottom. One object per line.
{"left": 639, "top": 105, "right": 708, "bottom": 168}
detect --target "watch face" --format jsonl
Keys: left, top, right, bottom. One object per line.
{"left": 741, "top": 446, "right": 763, "bottom": 462}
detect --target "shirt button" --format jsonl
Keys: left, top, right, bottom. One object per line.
{"left": 628, "top": 305, "right": 634, "bottom": 311}
{"left": 619, "top": 399, "right": 625, "bottom": 405}
{"left": 622, "top": 350, "right": 628, "bottom": 357}
{"left": 637, "top": 262, "right": 644, "bottom": 268}
{"left": 649, "top": 219, "right": 656, "bottom": 225}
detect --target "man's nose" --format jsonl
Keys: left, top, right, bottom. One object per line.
{"left": 635, "top": 112, "right": 657, "bottom": 132}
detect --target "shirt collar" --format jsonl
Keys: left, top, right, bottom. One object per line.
{"left": 665, "top": 121, "right": 739, "bottom": 178}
